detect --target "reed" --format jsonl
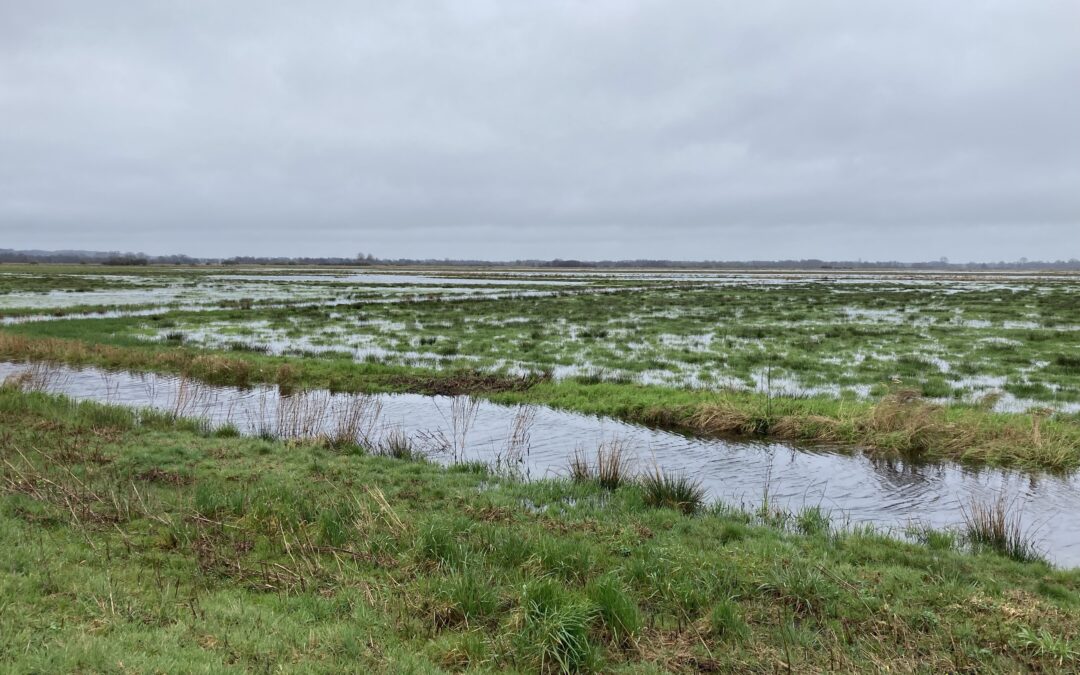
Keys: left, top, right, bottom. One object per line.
{"left": 503, "top": 404, "right": 536, "bottom": 466}
{"left": 374, "top": 426, "right": 419, "bottom": 460}
{"left": 275, "top": 390, "right": 332, "bottom": 439}
{"left": 447, "top": 395, "right": 480, "bottom": 462}
{"left": 327, "top": 393, "right": 383, "bottom": 449}
{"left": 168, "top": 374, "right": 215, "bottom": 418}
{"left": 961, "top": 493, "right": 1043, "bottom": 563}
{"left": 567, "top": 438, "right": 634, "bottom": 490}
{"left": 1, "top": 362, "right": 67, "bottom": 393}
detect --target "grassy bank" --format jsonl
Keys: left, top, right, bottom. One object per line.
{"left": 2, "top": 387, "right": 1079, "bottom": 672}
{"left": 2, "top": 330, "right": 1080, "bottom": 470}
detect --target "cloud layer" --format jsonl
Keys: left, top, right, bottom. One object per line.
{"left": 2, "top": 1, "right": 1078, "bottom": 260}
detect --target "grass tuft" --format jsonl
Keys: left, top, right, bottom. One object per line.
{"left": 586, "top": 575, "right": 640, "bottom": 646}
{"left": 374, "top": 427, "right": 420, "bottom": 460}
{"left": 639, "top": 467, "right": 705, "bottom": 515}
{"left": 795, "top": 505, "right": 831, "bottom": 536}
{"left": 961, "top": 493, "right": 1044, "bottom": 563}
{"left": 440, "top": 570, "right": 500, "bottom": 626}
{"left": 709, "top": 598, "right": 750, "bottom": 642}
{"left": 515, "top": 580, "right": 597, "bottom": 673}
{"left": 568, "top": 438, "right": 633, "bottom": 490}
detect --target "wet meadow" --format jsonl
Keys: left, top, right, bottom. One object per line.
{"left": 2, "top": 264, "right": 1080, "bottom": 672}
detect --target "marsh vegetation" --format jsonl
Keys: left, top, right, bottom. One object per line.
{"left": 2, "top": 264, "right": 1080, "bottom": 671}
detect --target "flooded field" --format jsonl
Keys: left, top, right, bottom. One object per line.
{"left": 4, "top": 359, "right": 1079, "bottom": 566}
{"left": 3, "top": 265, "right": 1080, "bottom": 559}
{"left": 4, "top": 265, "right": 1080, "bottom": 673}
{"left": 80, "top": 271, "right": 1080, "bottom": 412}
{"left": 0, "top": 269, "right": 584, "bottom": 312}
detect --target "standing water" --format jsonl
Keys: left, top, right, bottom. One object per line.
{"left": 2, "top": 360, "right": 1077, "bottom": 567}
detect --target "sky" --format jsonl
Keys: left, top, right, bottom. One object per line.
{"left": 1, "top": 1, "right": 1078, "bottom": 261}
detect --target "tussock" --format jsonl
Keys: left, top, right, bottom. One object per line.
{"left": 568, "top": 438, "right": 634, "bottom": 490}
{"left": 639, "top": 467, "right": 705, "bottom": 515}
{"left": 961, "top": 493, "right": 1043, "bottom": 563}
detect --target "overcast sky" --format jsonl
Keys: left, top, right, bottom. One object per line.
{"left": 1, "top": 1, "right": 1077, "bottom": 261}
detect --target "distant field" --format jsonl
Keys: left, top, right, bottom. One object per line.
{"left": 4, "top": 265, "right": 1080, "bottom": 412}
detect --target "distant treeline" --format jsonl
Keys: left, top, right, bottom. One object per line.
{"left": 0, "top": 250, "right": 194, "bottom": 265}
{"left": 2, "top": 248, "right": 1079, "bottom": 271}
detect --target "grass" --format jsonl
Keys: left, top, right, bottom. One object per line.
{"left": 5, "top": 265, "right": 1080, "bottom": 669}
{"left": 1014, "top": 626, "right": 1080, "bottom": 666}
{"left": 10, "top": 267, "right": 1080, "bottom": 407}
{"left": 99, "top": 273, "right": 1080, "bottom": 404}
{"left": 2, "top": 388, "right": 1079, "bottom": 671}
{"left": 568, "top": 439, "right": 633, "bottom": 490}
{"left": 709, "top": 598, "right": 750, "bottom": 642}
{"left": 585, "top": 575, "right": 641, "bottom": 646}
{"left": 962, "top": 493, "right": 1044, "bottom": 563}
{"left": 515, "top": 580, "right": 598, "bottom": 672}
{"left": 639, "top": 468, "right": 706, "bottom": 515}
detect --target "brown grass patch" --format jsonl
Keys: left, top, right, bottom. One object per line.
{"left": 769, "top": 414, "right": 847, "bottom": 442}
{"left": 687, "top": 401, "right": 760, "bottom": 435}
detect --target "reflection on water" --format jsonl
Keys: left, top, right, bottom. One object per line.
{"left": 1, "top": 360, "right": 1077, "bottom": 567}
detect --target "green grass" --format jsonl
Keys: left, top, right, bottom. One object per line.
{"left": 3, "top": 388, "right": 1080, "bottom": 672}
{"left": 639, "top": 468, "right": 706, "bottom": 515}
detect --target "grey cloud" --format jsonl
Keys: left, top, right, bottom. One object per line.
{"left": 1, "top": 0, "right": 1078, "bottom": 260}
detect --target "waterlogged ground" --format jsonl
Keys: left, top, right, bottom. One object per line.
{"left": 0, "top": 267, "right": 584, "bottom": 315}
{"left": 3, "top": 265, "right": 1080, "bottom": 411}
{"left": 124, "top": 274, "right": 1080, "bottom": 412}
{"left": 6, "top": 266, "right": 1080, "bottom": 671}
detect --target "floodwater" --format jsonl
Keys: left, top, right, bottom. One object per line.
{"left": 0, "top": 271, "right": 582, "bottom": 312}
{"left": 0, "top": 285, "right": 605, "bottom": 325}
{"left": 207, "top": 272, "right": 581, "bottom": 286}
{"left": 2, "top": 360, "right": 1078, "bottom": 567}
